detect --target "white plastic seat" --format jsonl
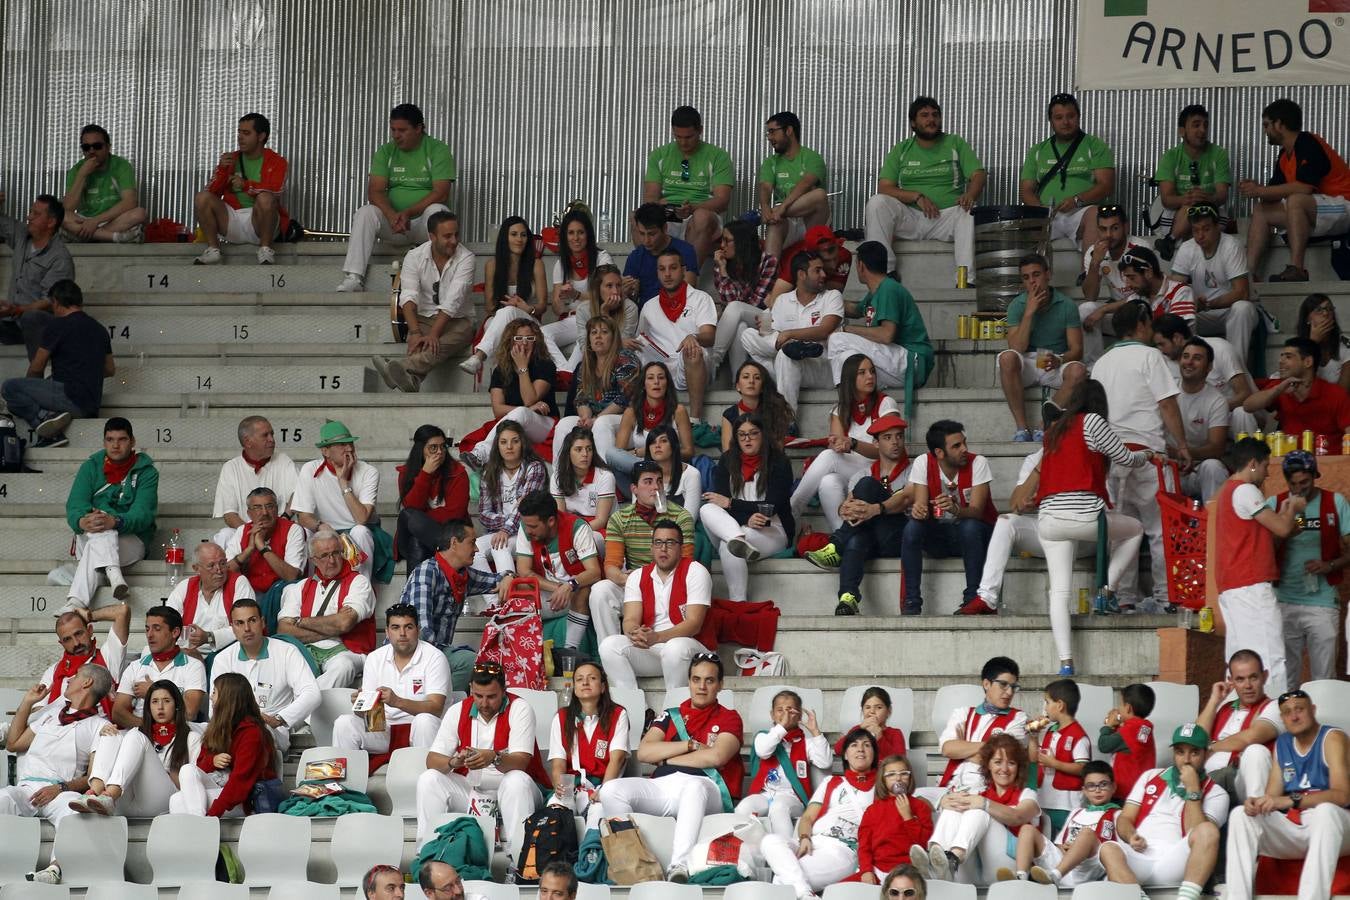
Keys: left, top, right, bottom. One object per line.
{"left": 629, "top": 812, "right": 677, "bottom": 870}
{"left": 985, "top": 881, "right": 1057, "bottom": 899}
{"left": 929, "top": 683, "right": 984, "bottom": 734}
{"left": 237, "top": 812, "right": 312, "bottom": 885}
{"left": 385, "top": 745, "right": 430, "bottom": 817}
{"left": 745, "top": 684, "right": 827, "bottom": 737}
{"left": 84, "top": 886, "right": 158, "bottom": 900}
{"left": 926, "top": 881, "right": 978, "bottom": 900}
{"left": 607, "top": 685, "right": 650, "bottom": 775}
{"left": 309, "top": 686, "right": 356, "bottom": 746}
{"left": 576, "top": 883, "right": 612, "bottom": 900}
{"left": 0, "top": 885, "right": 71, "bottom": 900}
{"left": 629, "top": 882, "right": 702, "bottom": 900}
{"left": 330, "top": 812, "right": 404, "bottom": 887}
{"left": 838, "top": 683, "right": 913, "bottom": 737}
{"left": 1070, "top": 883, "right": 1151, "bottom": 900}
{"left": 823, "top": 883, "right": 890, "bottom": 900}
{"left": 147, "top": 813, "right": 220, "bottom": 885}
{"left": 661, "top": 687, "right": 736, "bottom": 711}
{"left": 296, "top": 745, "right": 370, "bottom": 794}
{"left": 51, "top": 814, "right": 128, "bottom": 886}
{"left": 1075, "top": 684, "right": 1115, "bottom": 760}
{"left": 723, "top": 884, "right": 796, "bottom": 900}
{"left": 0, "top": 815, "right": 42, "bottom": 883}
{"left": 464, "top": 881, "right": 522, "bottom": 900}
{"left": 268, "top": 884, "right": 339, "bottom": 900}
{"left": 176, "top": 884, "right": 250, "bottom": 900}
{"left": 695, "top": 812, "right": 754, "bottom": 841}
{"left": 511, "top": 688, "right": 561, "bottom": 751}
{"left": 1302, "top": 678, "right": 1350, "bottom": 730}
{"left": 1144, "top": 681, "right": 1200, "bottom": 766}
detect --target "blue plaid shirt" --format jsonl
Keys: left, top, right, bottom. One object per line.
{"left": 400, "top": 557, "right": 504, "bottom": 649}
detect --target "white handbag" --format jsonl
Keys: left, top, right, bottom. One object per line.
{"left": 733, "top": 648, "right": 788, "bottom": 676}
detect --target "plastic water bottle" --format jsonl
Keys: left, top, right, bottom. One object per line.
{"left": 164, "top": 529, "right": 185, "bottom": 588}
{"left": 597, "top": 210, "right": 613, "bottom": 244}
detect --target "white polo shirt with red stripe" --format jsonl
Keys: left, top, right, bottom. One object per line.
{"left": 360, "top": 640, "right": 452, "bottom": 725}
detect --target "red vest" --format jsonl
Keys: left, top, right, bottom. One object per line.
{"left": 1276, "top": 489, "right": 1344, "bottom": 587}
{"left": 1213, "top": 697, "right": 1277, "bottom": 753}
{"left": 239, "top": 518, "right": 295, "bottom": 592}
{"left": 1216, "top": 480, "right": 1279, "bottom": 592}
{"left": 556, "top": 707, "right": 621, "bottom": 782}
{"left": 746, "top": 726, "right": 813, "bottom": 799}
{"left": 454, "top": 695, "right": 551, "bottom": 787}
{"left": 1038, "top": 720, "right": 1089, "bottom": 791}
{"left": 924, "top": 455, "right": 999, "bottom": 525}
{"left": 298, "top": 567, "right": 376, "bottom": 654}
{"left": 1037, "top": 415, "right": 1110, "bottom": 505}
{"left": 1134, "top": 769, "right": 1215, "bottom": 836}
{"left": 639, "top": 559, "right": 717, "bottom": 649}
{"left": 940, "top": 706, "right": 1021, "bottom": 786}
{"left": 531, "top": 512, "right": 589, "bottom": 581}
{"left": 182, "top": 572, "right": 242, "bottom": 630}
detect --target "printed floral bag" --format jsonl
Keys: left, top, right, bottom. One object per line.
{"left": 477, "top": 576, "right": 546, "bottom": 689}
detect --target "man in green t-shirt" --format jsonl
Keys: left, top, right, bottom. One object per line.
{"left": 829, "top": 240, "right": 934, "bottom": 394}
{"left": 641, "top": 106, "right": 733, "bottom": 268}
{"left": 61, "top": 125, "right": 147, "bottom": 244}
{"left": 756, "top": 111, "right": 830, "bottom": 257}
{"left": 338, "top": 103, "right": 456, "bottom": 292}
{"left": 192, "top": 113, "right": 291, "bottom": 266}
{"left": 1018, "top": 93, "right": 1116, "bottom": 251}
{"left": 864, "top": 96, "right": 986, "bottom": 279}
{"left": 997, "top": 253, "right": 1086, "bottom": 441}
{"left": 1152, "top": 104, "right": 1232, "bottom": 261}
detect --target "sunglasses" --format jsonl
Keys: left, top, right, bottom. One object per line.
{"left": 474, "top": 661, "right": 504, "bottom": 674}
{"left": 1188, "top": 204, "right": 1219, "bottom": 220}
{"left": 888, "top": 890, "right": 917, "bottom": 898}
{"left": 1097, "top": 204, "right": 1125, "bottom": 218}
{"left": 692, "top": 651, "right": 721, "bottom": 663}
{"left": 1278, "top": 689, "right": 1311, "bottom": 704}
{"left": 680, "top": 158, "right": 691, "bottom": 183}
{"left": 80, "top": 142, "right": 106, "bottom": 152}
{"left": 1188, "top": 159, "right": 1201, "bottom": 185}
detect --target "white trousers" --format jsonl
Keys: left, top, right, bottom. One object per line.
{"left": 1209, "top": 743, "right": 1274, "bottom": 802}
{"left": 1226, "top": 803, "right": 1350, "bottom": 900}
{"left": 1218, "top": 583, "right": 1288, "bottom": 697}
{"left": 332, "top": 711, "right": 442, "bottom": 752}
{"left": 415, "top": 768, "right": 542, "bottom": 859}
{"left": 1109, "top": 836, "right": 1194, "bottom": 887}
{"left": 713, "top": 302, "right": 766, "bottom": 375}
{"left": 735, "top": 791, "right": 804, "bottom": 839}
{"left": 1038, "top": 510, "right": 1145, "bottom": 660}
{"left": 1281, "top": 602, "right": 1339, "bottom": 688}
{"left": 1078, "top": 301, "right": 1112, "bottom": 368}
{"left": 598, "top": 773, "right": 723, "bottom": 868}
{"left": 0, "top": 780, "right": 82, "bottom": 827}
{"left": 761, "top": 833, "right": 858, "bottom": 898}
{"left": 598, "top": 633, "right": 707, "bottom": 691}
{"left": 791, "top": 450, "right": 870, "bottom": 530}
{"left": 469, "top": 407, "right": 555, "bottom": 466}
{"left": 541, "top": 316, "right": 580, "bottom": 370}
{"left": 638, "top": 343, "right": 710, "bottom": 392}
{"left": 931, "top": 807, "right": 994, "bottom": 854}
{"left": 699, "top": 504, "right": 788, "bottom": 601}
{"left": 168, "top": 764, "right": 240, "bottom": 817}
{"left": 69, "top": 531, "right": 145, "bottom": 607}
{"left": 1181, "top": 460, "right": 1229, "bottom": 504}
{"left": 827, "top": 334, "right": 909, "bottom": 392}
{"left": 977, "top": 513, "right": 1049, "bottom": 607}
{"left": 742, "top": 330, "right": 834, "bottom": 412}
{"left": 88, "top": 728, "right": 178, "bottom": 817}
{"left": 1195, "top": 301, "right": 1259, "bottom": 370}
{"left": 1106, "top": 464, "right": 1164, "bottom": 604}
{"left": 552, "top": 415, "right": 618, "bottom": 469}
{"left": 342, "top": 203, "right": 450, "bottom": 278}
{"left": 589, "top": 581, "right": 625, "bottom": 642}
{"left": 345, "top": 524, "right": 375, "bottom": 582}
{"left": 864, "top": 195, "right": 975, "bottom": 271}
{"left": 313, "top": 649, "right": 364, "bottom": 690}
{"left": 475, "top": 533, "right": 516, "bottom": 575}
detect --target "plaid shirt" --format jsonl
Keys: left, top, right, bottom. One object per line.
{"left": 400, "top": 557, "right": 504, "bottom": 649}
{"left": 713, "top": 253, "right": 779, "bottom": 309}
{"left": 479, "top": 460, "right": 548, "bottom": 534}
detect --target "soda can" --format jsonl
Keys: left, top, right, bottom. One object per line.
{"left": 1342, "top": 433, "right": 1350, "bottom": 456}
{"left": 956, "top": 266, "right": 969, "bottom": 289}
{"left": 1197, "top": 607, "right": 1215, "bottom": 633}
{"left": 1285, "top": 433, "right": 1298, "bottom": 456}
{"left": 957, "top": 315, "right": 970, "bottom": 339}
{"left": 1253, "top": 430, "right": 1264, "bottom": 443}
{"left": 1236, "top": 432, "right": 1249, "bottom": 442}
{"left": 1303, "top": 430, "right": 1316, "bottom": 452}
{"left": 980, "top": 320, "right": 994, "bottom": 340}
{"left": 994, "top": 318, "right": 1007, "bottom": 338}
{"left": 1077, "top": 588, "right": 1090, "bottom": 615}
{"left": 1316, "top": 434, "right": 1330, "bottom": 456}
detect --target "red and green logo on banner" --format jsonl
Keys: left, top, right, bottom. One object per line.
{"left": 1108, "top": 0, "right": 1350, "bottom": 12}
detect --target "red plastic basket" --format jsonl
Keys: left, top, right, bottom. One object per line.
{"left": 1156, "top": 461, "right": 1207, "bottom": 610}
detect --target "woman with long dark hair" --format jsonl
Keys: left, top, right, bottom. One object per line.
{"left": 552, "top": 313, "right": 640, "bottom": 468}
{"left": 1037, "top": 378, "right": 1148, "bottom": 674}
{"left": 1297, "top": 292, "right": 1350, "bottom": 389}
{"left": 465, "top": 317, "right": 558, "bottom": 468}
{"left": 854, "top": 755, "right": 934, "bottom": 883}
{"left": 543, "top": 210, "right": 616, "bottom": 369}
{"left": 169, "top": 673, "right": 281, "bottom": 817}
{"left": 396, "top": 425, "right": 469, "bottom": 572}
{"left": 700, "top": 414, "right": 794, "bottom": 600}
{"left": 477, "top": 419, "right": 548, "bottom": 572}
{"left": 598, "top": 361, "right": 692, "bottom": 488}
{"left": 720, "top": 360, "right": 796, "bottom": 451}
{"left": 645, "top": 424, "right": 702, "bottom": 519}
{"left": 547, "top": 660, "right": 630, "bottom": 830}
{"left": 71, "top": 680, "right": 203, "bottom": 817}
{"left": 461, "top": 215, "right": 556, "bottom": 374}
{"left": 552, "top": 427, "right": 615, "bottom": 540}
{"left": 711, "top": 221, "right": 780, "bottom": 374}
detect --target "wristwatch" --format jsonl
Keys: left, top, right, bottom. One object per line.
{"left": 1185, "top": 790, "right": 1202, "bottom": 802}
{"left": 1290, "top": 792, "right": 1305, "bottom": 809}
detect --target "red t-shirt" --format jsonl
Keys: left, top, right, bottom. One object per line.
{"left": 1258, "top": 377, "right": 1350, "bottom": 436}
{"left": 1110, "top": 716, "right": 1156, "bottom": 803}
{"left": 654, "top": 701, "right": 745, "bottom": 799}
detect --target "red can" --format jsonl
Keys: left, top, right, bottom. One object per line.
{"left": 1316, "top": 434, "right": 1331, "bottom": 456}
{"left": 164, "top": 546, "right": 185, "bottom": 565}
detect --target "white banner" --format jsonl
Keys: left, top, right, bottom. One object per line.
{"left": 1077, "top": 0, "right": 1350, "bottom": 89}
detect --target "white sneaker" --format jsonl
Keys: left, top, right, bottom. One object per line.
{"left": 193, "top": 246, "right": 222, "bottom": 265}
{"left": 105, "top": 566, "right": 129, "bottom": 601}
{"left": 256, "top": 246, "right": 276, "bottom": 265}
{"left": 458, "top": 354, "right": 483, "bottom": 375}
{"left": 114, "top": 224, "right": 144, "bottom": 244}
{"left": 47, "top": 563, "right": 77, "bottom": 587}
{"left": 27, "top": 863, "right": 61, "bottom": 884}
{"left": 335, "top": 273, "right": 365, "bottom": 292}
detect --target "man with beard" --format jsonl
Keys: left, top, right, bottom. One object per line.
{"left": 1169, "top": 338, "right": 1230, "bottom": 503}
{"left": 1019, "top": 93, "right": 1115, "bottom": 250}
{"left": 1152, "top": 105, "right": 1232, "bottom": 260}
{"left": 757, "top": 111, "right": 830, "bottom": 257}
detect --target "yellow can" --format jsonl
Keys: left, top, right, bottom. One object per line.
{"left": 1197, "top": 607, "right": 1215, "bottom": 633}
{"left": 1077, "top": 588, "right": 1090, "bottom": 615}
{"left": 1303, "top": 430, "right": 1316, "bottom": 452}
{"left": 1286, "top": 433, "right": 1299, "bottom": 456}
{"left": 994, "top": 318, "right": 1008, "bottom": 338}
{"left": 957, "top": 315, "right": 971, "bottom": 339}
{"left": 980, "top": 320, "right": 994, "bottom": 340}
{"left": 1236, "top": 432, "right": 1249, "bottom": 442}
{"left": 1268, "top": 431, "right": 1283, "bottom": 454}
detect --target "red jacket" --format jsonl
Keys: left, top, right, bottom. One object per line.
{"left": 398, "top": 463, "right": 471, "bottom": 524}
{"left": 196, "top": 717, "right": 276, "bottom": 817}
{"left": 853, "top": 796, "right": 935, "bottom": 879}
{"left": 205, "top": 148, "right": 292, "bottom": 232}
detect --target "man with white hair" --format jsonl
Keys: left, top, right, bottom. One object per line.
{"left": 224, "top": 486, "right": 306, "bottom": 633}
{"left": 211, "top": 415, "right": 298, "bottom": 549}
{"left": 291, "top": 420, "right": 380, "bottom": 581}
{"left": 278, "top": 528, "right": 375, "bottom": 689}
{"left": 166, "top": 542, "right": 257, "bottom": 658}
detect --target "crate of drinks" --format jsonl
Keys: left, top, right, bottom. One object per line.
{"left": 957, "top": 312, "right": 1008, "bottom": 341}
{"left": 1236, "top": 430, "right": 1350, "bottom": 456}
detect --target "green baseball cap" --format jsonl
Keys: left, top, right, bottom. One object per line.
{"left": 315, "top": 420, "right": 358, "bottom": 447}
{"left": 1171, "top": 723, "right": 1210, "bottom": 750}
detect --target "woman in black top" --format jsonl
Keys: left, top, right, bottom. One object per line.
{"left": 466, "top": 317, "right": 557, "bottom": 467}
{"left": 699, "top": 413, "right": 795, "bottom": 600}
{"left": 720, "top": 360, "right": 797, "bottom": 451}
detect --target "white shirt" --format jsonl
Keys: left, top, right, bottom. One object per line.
{"left": 116, "top": 650, "right": 208, "bottom": 716}
{"left": 36, "top": 631, "right": 127, "bottom": 711}
{"left": 551, "top": 250, "right": 614, "bottom": 306}
{"left": 831, "top": 395, "right": 901, "bottom": 446}
{"left": 166, "top": 575, "right": 258, "bottom": 652}
{"left": 622, "top": 561, "right": 713, "bottom": 631}
{"left": 291, "top": 458, "right": 380, "bottom": 531}
{"left": 513, "top": 517, "right": 599, "bottom": 582}
{"left": 399, "top": 240, "right": 475, "bottom": 319}
{"left": 1319, "top": 342, "right": 1350, "bottom": 385}
{"left": 1126, "top": 766, "right": 1230, "bottom": 844}
{"left": 223, "top": 522, "right": 309, "bottom": 591}
{"left": 551, "top": 468, "right": 616, "bottom": 519}
{"left": 1056, "top": 804, "right": 1119, "bottom": 846}
{"left": 210, "top": 636, "right": 320, "bottom": 727}
{"left": 17, "top": 703, "right": 108, "bottom": 784}
{"left": 668, "top": 464, "right": 703, "bottom": 521}
{"left": 1175, "top": 384, "right": 1230, "bottom": 449}
{"left": 1205, "top": 699, "right": 1284, "bottom": 771}
{"left": 430, "top": 696, "right": 535, "bottom": 762}
{"left": 939, "top": 705, "right": 1030, "bottom": 790}
{"left": 1082, "top": 239, "right": 1146, "bottom": 302}
{"left": 1017, "top": 449, "right": 1044, "bottom": 487}
{"left": 212, "top": 452, "right": 299, "bottom": 520}
{"left": 769, "top": 289, "right": 845, "bottom": 333}
{"left": 279, "top": 572, "right": 376, "bottom": 651}
{"left": 1231, "top": 482, "right": 1267, "bottom": 520}
{"left": 1166, "top": 335, "right": 1248, "bottom": 401}
{"left": 361, "top": 641, "right": 451, "bottom": 725}
{"left": 908, "top": 453, "right": 994, "bottom": 525}
{"left": 807, "top": 775, "right": 876, "bottom": 846}
{"left": 1170, "top": 233, "right": 1248, "bottom": 302}
{"left": 846, "top": 458, "right": 913, "bottom": 493}
{"left": 1091, "top": 342, "right": 1180, "bottom": 451}
{"left": 548, "top": 707, "right": 633, "bottom": 772}
{"left": 751, "top": 725, "right": 833, "bottom": 799}
{"left": 636, "top": 287, "right": 717, "bottom": 358}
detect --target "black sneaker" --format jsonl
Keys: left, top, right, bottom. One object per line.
{"left": 32, "top": 435, "right": 69, "bottom": 448}
{"left": 1155, "top": 235, "right": 1177, "bottom": 261}
{"left": 901, "top": 598, "right": 923, "bottom": 616}
{"left": 782, "top": 340, "right": 824, "bottom": 361}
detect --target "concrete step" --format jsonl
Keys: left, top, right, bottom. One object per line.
{"left": 119, "top": 263, "right": 382, "bottom": 294}
{"left": 97, "top": 363, "right": 370, "bottom": 396}
{"left": 79, "top": 312, "right": 387, "bottom": 347}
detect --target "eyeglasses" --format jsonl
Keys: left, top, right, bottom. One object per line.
{"left": 736, "top": 430, "right": 761, "bottom": 439}
{"left": 992, "top": 678, "right": 1020, "bottom": 692}
{"left": 246, "top": 502, "right": 278, "bottom": 512}
{"left": 1312, "top": 304, "right": 1335, "bottom": 315}
{"left": 765, "top": 126, "right": 783, "bottom": 136}
{"left": 1083, "top": 780, "right": 1114, "bottom": 791}
{"left": 80, "top": 142, "right": 106, "bottom": 152}
{"left": 651, "top": 539, "right": 681, "bottom": 549}
{"left": 314, "top": 550, "right": 344, "bottom": 562}
{"left": 512, "top": 334, "right": 537, "bottom": 343}
{"left": 888, "top": 889, "right": 917, "bottom": 898}
{"left": 680, "top": 158, "right": 691, "bottom": 182}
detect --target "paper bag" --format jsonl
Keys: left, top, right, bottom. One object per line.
{"left": 600, "top": 816, "right": 663, "bottom": 885}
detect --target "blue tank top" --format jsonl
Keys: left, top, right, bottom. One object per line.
{"left": 1276, "top": 724, "right": 1337, "bottom": 793}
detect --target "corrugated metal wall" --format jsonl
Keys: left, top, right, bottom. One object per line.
{"left": 4, "top": 0, "right": 1350, "bottom": 242}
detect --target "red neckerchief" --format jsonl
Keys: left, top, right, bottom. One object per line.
{"left": 633, "top": 502, "right": 658, "bottom": 526}
{"left": 59, "top": 704, "right": 97, "bottom": 726}
{"left": 851, "top": 393, "right": 882, "bottom": 426}
{"left": 641, "top": 398, "right": 667, "bottom": 432}
{"left": 740, "top": 453, "right": 762, "bottom": 484}
{"left": 570, "top": 253, "right": 590, "bottom": 280}
{"left": 658, "top": 283, "right": 689, "bottom": 323}
{"left": 103, "top": 452, "right": 137, "bottom": 485}
{"left": 816, "top": 769, "right": 878, "bottom": 818}
{"left": 313, "top": 461, "right": 336, "bottom": 478}
{"left": 871, "top": 458, "right": 908, "bottom": 491}
{"left": 150, "top": 647, "right": 179, "bottom": 663}
{"left": 736, "top": 399, "right": 754, "bottom": 415}
{"left": 982, "top": 782, "right": 1022, "bottom": 806}
{"left": 151, "top": 722, "right": 177, "bottom": 747}
{"left": 242, "top": 452, "right": 269, "bottom": 475}
{"left": 434, "top": 553, "right": 469, "bottom": 603}
{"left": 49, "top": 640, "right": 106, "bottom": 705}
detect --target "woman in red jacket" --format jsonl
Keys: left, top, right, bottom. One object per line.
{"left": 855, "top": 754, "right": 934, "bottom": 884}
{"left": 397, "top": 424, "right": 469, "bottom": 573}
{"left": 168, "top": 673, "right": 281, "bottom": 817}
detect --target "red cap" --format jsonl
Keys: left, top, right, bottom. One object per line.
{"left": 867, "top": 413, "right": 909, "bottom": 436}
{"left": 804, "top": 225, "right": 843, "bottom": 248}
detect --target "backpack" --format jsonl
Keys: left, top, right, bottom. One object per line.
{"left": 0, "top": 416, "right": 25, "bottom": 473}
{"left": 515, "top": 805, "right": 579, "bottom": 883}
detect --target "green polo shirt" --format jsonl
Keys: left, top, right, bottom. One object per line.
{"left": 878, "top": 134, "right": 984, "bottom": 209}
{"left": 858, "top": 279, "right": 935, "bottom": 384}
{"left": 758, "top": 146, "right": 827, "bottom": 204}
{"left": 1152, "top": 143, "right": 1232, "bottom": 193}
{"left": 1005, "top": 288, "right": 1080, "bottom": 354}
{"left": 370, "top": 136, "right": 457, "bottom": 212}
{"left": 1019, "top": 133, "right": 1115, "bottom": 207}
{"left": 644, "top": 141, "right": 735, "bottom": 206}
